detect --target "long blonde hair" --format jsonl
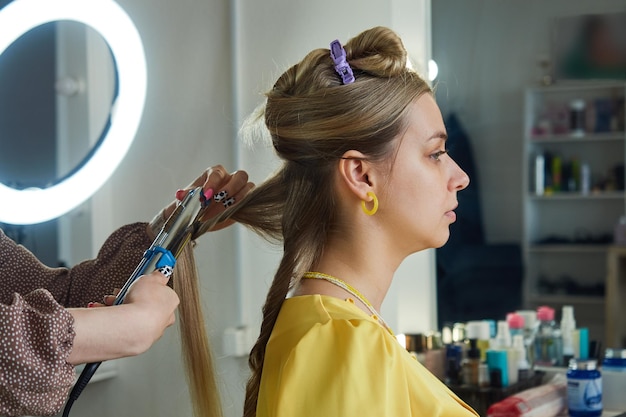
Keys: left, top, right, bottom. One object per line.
{"left": 174, "top": 244, "right": 223, "bottom": 417}
{"left": 182, "top": 26, "right": 432, "bottom": 417}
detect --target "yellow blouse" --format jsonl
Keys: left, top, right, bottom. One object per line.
{"left": 257, "top": 295, "right": 478, "bottom": 417}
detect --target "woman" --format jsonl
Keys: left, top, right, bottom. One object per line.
{"left": 0, "top": 165, "right": 253, "bottom": 417}
{"left": 206, "top": 26, "right": 477, "bottom": 416}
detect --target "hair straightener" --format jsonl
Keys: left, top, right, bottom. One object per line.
{"left": 62, "top": 187, "right": 212, "bottom": 417}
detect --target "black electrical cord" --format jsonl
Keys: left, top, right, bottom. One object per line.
{"left": 62, "top": 363, "right": 100, "bottom": 417}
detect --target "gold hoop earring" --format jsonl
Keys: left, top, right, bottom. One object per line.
{"left": 361, "top": 191, "right": 378, "bottom": 216}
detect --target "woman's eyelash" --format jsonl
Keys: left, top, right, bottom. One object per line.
{"left": 431, "top": 150, "right": 448, "bottom": 161}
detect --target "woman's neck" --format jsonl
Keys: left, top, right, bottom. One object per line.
{"left": 295, "top": 233, "right": 400, "bottom": 311}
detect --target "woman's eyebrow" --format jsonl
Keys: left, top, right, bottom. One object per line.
{"left": 427, "top": 131, "right": 448, "bottom": 142}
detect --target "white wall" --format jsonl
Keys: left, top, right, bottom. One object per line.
{"left": 63, "top": 1, "right": 434, "bottom": 417}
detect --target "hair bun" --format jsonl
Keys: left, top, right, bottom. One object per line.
{"left": 344, "top": 26, "right": 408, "bottom": 77}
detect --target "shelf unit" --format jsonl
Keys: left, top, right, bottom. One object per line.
{"left": 522, "top": 80, "right": 626, "bottom": 346}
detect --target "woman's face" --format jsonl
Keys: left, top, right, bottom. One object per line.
{"left": 378, "top": 94, "right": 469, "bottom": 253}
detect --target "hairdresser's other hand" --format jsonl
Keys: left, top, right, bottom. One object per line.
{"left": 86, "top": 287, "right": 120, "bottom": 307}
{"left": 67, "top": 270, "right": 179, "bottom": 365}
{"left": 164, "top": 165, "right": 254, "bottom": 231}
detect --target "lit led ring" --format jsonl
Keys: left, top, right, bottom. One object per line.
{"left": 0, "top": 0, "right": 146, "bottom": 224}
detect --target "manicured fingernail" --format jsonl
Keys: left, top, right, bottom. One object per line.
{"left": 204, "top": 188, "right": 214, "bottom": 200}
{"left": 157, "top": 265, "right": 173, "bottom": 278}
{"left": 213, "top": 190, "right": 228, "bottom": 202}
{"left": 175, "top": 189, "right": 186, "bottom": 201}
{"left": 223, "top": 197, "right": 235, "bottom": 208}
{"left": 87, "top": 302, "right": 96, "bottom": 308}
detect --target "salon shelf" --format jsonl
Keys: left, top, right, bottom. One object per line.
{"left": 522, "top": 81, "right": 626, "bottom": 347}
{"left": 527, "top": 294, "right": 605, "bottom": 306}
{"left": 530, "top": 132, "right": 624, "bottom": 144}
{"left": 528, "top": 192, "right": 625, "bottom": 200}
{"left": 528, "top": 244, "right": 610, "bottom": 253}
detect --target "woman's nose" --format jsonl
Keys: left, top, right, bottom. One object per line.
{"left": 451, "top": 160, "right": 470, "bottom": 191}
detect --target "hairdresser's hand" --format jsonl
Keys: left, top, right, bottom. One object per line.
{"left": 67, "top": 270, "right": 179, "bottom": 365}
{"left": 164, "top": 165, "right": 254, "bottom": 231}
{"left": 123, "top": 270, "right": 180, "bottom": 345}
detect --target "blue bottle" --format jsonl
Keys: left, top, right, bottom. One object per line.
{"left": 567, "top": 359, "right": 602, "bottom": 417}
{"left": 445, "top": 343, "right": 463, "bottom": 386}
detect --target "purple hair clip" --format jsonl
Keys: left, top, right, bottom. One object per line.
{"left": 330, "top": 39, "right": 355, "bottom": 85}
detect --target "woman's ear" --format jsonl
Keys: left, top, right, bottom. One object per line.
{"left": 337, "top": 150, "right": 376, "bottom": 200}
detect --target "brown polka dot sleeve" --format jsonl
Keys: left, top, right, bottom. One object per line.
{"left": 0, "top": 290, "right": 74, "bottom": 416}
{"left": 0, "top": 223, "right": 153, "bottom": 416}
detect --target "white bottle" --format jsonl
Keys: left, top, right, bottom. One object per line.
{"left": 493, "top": 320, "right": 512, "bottom": 350}
{"left": 512, "top": 334, "right": 531, "bottom": 381}
{"left": 516, "top": 310, "right": 538, "bottom": 365}
{"left": 535, "top": 154, "right": 545, "bottom": 195}
{"left": 561, "top": 305, "right": 576, "bottom": 365}
{"left": 602, "top": 348, "right": 626, "bottom": 411}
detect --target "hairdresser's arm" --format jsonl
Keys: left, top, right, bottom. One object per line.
{"left": 0, "top": 222, "right": 155, "bottom": 311}
{"left": 66, "top": 269, "right": 179, "bottom": 365}
{"left": 0, "top": 166, "right": 253, "bottom": 310}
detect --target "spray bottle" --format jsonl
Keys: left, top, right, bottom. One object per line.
{"left": 561, "top": 305, "right": 576, "bottom": 365}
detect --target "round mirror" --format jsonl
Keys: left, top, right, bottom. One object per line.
{"left": 0, "top": 0, "right": 146, "bottom": 225}
{"left": 0, "top": 20, "right": 115, "bottom": 189}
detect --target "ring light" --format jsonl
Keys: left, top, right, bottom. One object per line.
{"left": 0, "top": 0, "right": 146, "bottom": 225}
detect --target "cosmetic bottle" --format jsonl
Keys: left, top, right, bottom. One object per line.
{"left": 507, "top": 312, "right": 525, "bottom": 339}
{"left": 424, "top": 332, "right": 446, "bottom": 381}
{"left": 567, "top": 358, "right": 602, "bottom": 417}
{"left": 532, "top": 306, "right": 563, "bottom": 367}
{"left": 452, "top": 322, "right": 466, "bottom": 343}
{"left": 569, "top": 99, "right": 587, "bottom": 137}
{"left": 602, "top": 348, "right": 626, "bottom": 411}
{"left": 445, "top": 343, "right": 464, "bottom": 386}
{"left": 512, "top": 334, "right": 531, "bottom": 381}
{"left": 404, "top": 333, "right": 427, "bottom": 364}
{"left": 461, "top": 339, "right": 481, "bottom": 387}
{"left": 483, "top": 319, "right": 497, "bottom": 339}
{"left": 486, "top": 349, "right": 509, "bottom": 387}
{"left": 560, "top": 305, "right": 576, "bottom": 364}
{"left": 506, "top": 346, "right": 520, "bottom": 386}
{"left": 578, "top": 328, "right": 589, "bottom": 360}
{"left": 493, "top": 320, "right": 512, "bottom": 350}
{"left": 441, "top": 323, "right": 453, "bottom": 345}
{"left": 535, "top": 154, "right": 545, "bottom": 195}
{"left": 516, "top": 309, "right": 538, "bottom": 365}
{"left": 478, "top": 363, "right": 490, "bottom": 388}
{"left": 465, "top": 320, "right": 491, "bottom": 362}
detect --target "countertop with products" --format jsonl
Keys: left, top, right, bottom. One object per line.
{"left": 539, "top": 366, "right": 625, "bottom": 417}
{"left": 557, "top": 413, "right": 625, "bottom": 416}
